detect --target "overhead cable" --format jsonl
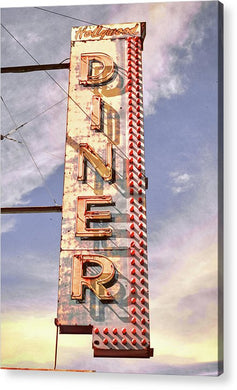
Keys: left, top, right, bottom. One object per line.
{"left": 2, "top": 97, "right": 66, "bottom": 139}
{"left": 1, "top": 23, "right": 131, "bottom": 162}
{"left": 34, "top": 6, "right": 98, "bottom": 26}
{"left": 1, "top": 95, "right": 58, "bottom": 206}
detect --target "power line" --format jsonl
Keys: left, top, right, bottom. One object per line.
{"left": 34, "top": 6, "right": 98, "bottom": 26}
{"left": 1, "top": 133, "right": 22, "bottom": 143}
{"left": 1, "top": 22, "right": 146, "bottom": 178}
{"left": 1, "top": 95, "right": 58, "bottom": 206}
{"left": 1, "top": 24, "right": 91, "bottom": 121}
{"left": 60, "top": 58, "right": 70, "bottom": 64}
{"left": 1, "top": 23, "right": 131, "bottom": 162}
{"left": 33, "top": 8, "right": 136, "bottom": 76}
{"left": 1, "top": 96, "right": 16, "bottom": 125}
{"left": 2, "top": 97, "right": 66, "bottom": 139}
{"left": 1, "top": 24, "right": 41, "bottom": 67}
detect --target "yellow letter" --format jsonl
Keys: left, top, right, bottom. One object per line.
{"left": 91, "top": 95, "right": 101, "bottom": 130}
{"left": 78, "top": 143, "right": 112, "bottom": 181}
{"left": 72, "top": 254, "right": 115, "bottom": 301}
{"left": 79, "top": 52, "right": 114, "bottom": 85}
{"left": 76, "top": 195, "right": 113, "bottom": 238}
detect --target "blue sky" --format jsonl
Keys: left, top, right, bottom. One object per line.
{"left": 1, "top": 1, "right": 222, "bottom": 375}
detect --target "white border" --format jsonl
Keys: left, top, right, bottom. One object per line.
{"left": 1, "top": 0, "right": 237, "bottom": 389}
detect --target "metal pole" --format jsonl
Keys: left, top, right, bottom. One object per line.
{"left": 1, "top": 63, "right": 70, "bottom": 73}
{"left": 1, "top": 206, "right": 62, "bottom": 214}
{"left": 54, "top": 324, "right": 59, "bottom": 370}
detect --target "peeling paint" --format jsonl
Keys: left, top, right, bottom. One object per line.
{"left": 57, "top": 22, "right": 152, "bottom": 358}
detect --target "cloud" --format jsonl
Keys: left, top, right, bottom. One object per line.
{"left": 1, "top": 3, "right": 205, "bottom": 207}
{"left": 106, "top": 2, "right": 203, "bottom": 114}
{"left": 1, "top": 216, "right": 16, "bottom": 234}
{"left": 169, "top": 171, "right": 194, "bottom": 194}
{"left": 25, "top": 31, "right": 44, "bottom": 44}
{"left": 142, "top": 3, "right": 202, "bottom": 114}
{"left": 1, "top": 147, "right": 220, "bottom": 372}
{"left": 146, "top": 147, "right": 219, "bottom": 365}
{"left": 1, "top": 72, "right": 67, "bottom": 206}
{"left": 1, "top": 312, "right": 61, "bottom": 368}
{"left": 1, "top": 308, "right": 220, "bottom": 375}
{"left": 1, "top": 4, "right": 220, "bottom": 374}
{"left": 1, "top": 232, "right": 60, "bottom": 312}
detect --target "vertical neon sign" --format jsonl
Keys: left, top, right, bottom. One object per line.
{"left": 56, "top": 22, "right": 153, "bottom": 358}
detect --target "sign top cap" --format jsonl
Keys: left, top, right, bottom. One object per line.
{"left": 72, "top": 22, "right": 146, "bottom": 43}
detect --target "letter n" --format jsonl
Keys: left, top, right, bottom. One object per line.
{"left": 78, "top": 143, "right": 112, "bottom": 181}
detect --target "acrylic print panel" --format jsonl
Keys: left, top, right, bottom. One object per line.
{"left": 1, "top": 1, "right": 223, "bottom": 375}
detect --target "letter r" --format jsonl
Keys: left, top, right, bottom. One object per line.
{"left": 72, "top": 254, "right": 115, "bottom": 301}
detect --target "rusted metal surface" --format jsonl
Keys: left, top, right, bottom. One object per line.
{"left": 57, "top": 22, "right": 152, "bottom": 358}
{"left": 1, "top": 63, "right": 70, "bottom": 73}
{"left": 72, "top": 23, "right": 146, "bottom": 42}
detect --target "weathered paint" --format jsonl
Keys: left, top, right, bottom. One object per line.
{"left": 57, "top": 22, "right": 152, "bottom": 358}
{"left": 72, "top": 23, "right": 145, "bottom": 42}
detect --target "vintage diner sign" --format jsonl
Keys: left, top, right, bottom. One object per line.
{"left": 56, "top": 22, "right": 153, "bottom": 358}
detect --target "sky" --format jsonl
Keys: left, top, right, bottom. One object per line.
{"left": 1, "top": 1, "right": 222, "bottom": 376}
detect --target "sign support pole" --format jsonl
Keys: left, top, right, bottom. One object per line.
{"left": 54, "top": 323, "right": 59, "bottom": 370}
